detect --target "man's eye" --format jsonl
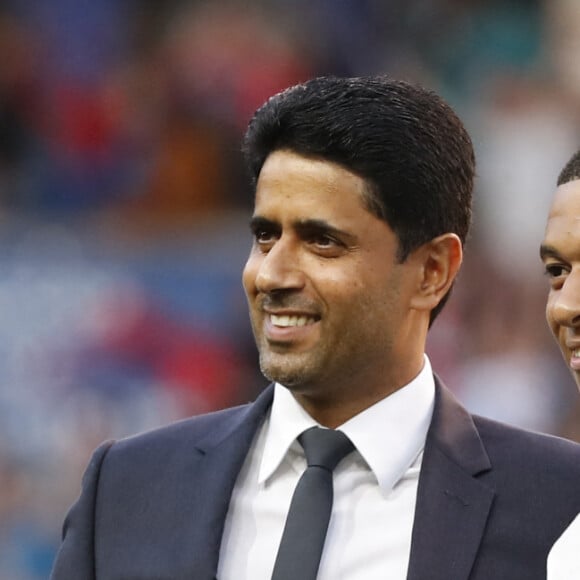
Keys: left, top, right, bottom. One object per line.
{"left": 307, "top": 234, "right": 347, "bottom": 257}
{"left": 255, "top": 230, "right": 274, "bottom": 243}
{"left": 544, "top": 263, "right": 568, "bottom": 279}
{"left": 308, "top": 232, "right": 344, "bottom": 248}
{"left": 312, "top": 235, "right": 334, "bottom": 247}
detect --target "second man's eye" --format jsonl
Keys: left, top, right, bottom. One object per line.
{"left": 544, "top": 263, "right": 571, "bottom": 290}
{"left": 544, "top": 263, "right": 568, "bottom": 279}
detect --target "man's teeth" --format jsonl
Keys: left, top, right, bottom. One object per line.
{"left": 573, "top": 348, "right": 580, "bottom": 358}
{"left": 270, "top": 314, "right": 316, "bottom": 327}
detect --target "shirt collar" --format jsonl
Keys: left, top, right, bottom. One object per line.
{"left": 258, "top": 356, "right": 435, "bottom": 493}
{"left": 258, "top": 382, "right": 318, "bottom": 485}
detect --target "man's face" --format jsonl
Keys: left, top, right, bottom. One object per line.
{"left": 541, "top": 179, "right": 580, "bottom": 391}
{"left": 242, "top": 149, "right": 424, "bottom": 409}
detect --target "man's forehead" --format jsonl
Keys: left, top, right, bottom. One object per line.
{"left": 253, "top": 152, "right": 373, "bottom": 217}
{"left": 542, "top": 180, "right": 580, "bottom": 258}
{"left": 546, "top": 180, "right": 580, "bottom": 222}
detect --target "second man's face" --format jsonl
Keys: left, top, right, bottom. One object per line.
{"left": 541, "top": 179, "right": 580, "bottom": 391}
{"left": 242, "top": 149, "right": 425, "bottom": 408}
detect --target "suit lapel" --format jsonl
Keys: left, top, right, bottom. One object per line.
{"left": 406, "top": 379, "right": 495, "bottom": 580}
{"left": 187, "top": 384, "right": 275, "bottom": 579}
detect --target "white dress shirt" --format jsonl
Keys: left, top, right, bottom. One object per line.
{"left": 218, "top": 356, "right": 435, "bottom": 580}
{"left": 547, "top": 513, "right": 580, "bottom": 579}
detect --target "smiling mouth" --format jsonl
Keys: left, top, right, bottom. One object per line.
{"left": 568, "top": 347, "right": 580, "bottom": 371}
{"left": 270, "top": 314, "right": 318, "bottom": 327}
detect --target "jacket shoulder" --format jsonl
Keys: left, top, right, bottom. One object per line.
{"left": 473, "top": 414, "right": 580, "bottom": 477}
{"left": 118, "top": 402, "right": 254, "bottom": 448}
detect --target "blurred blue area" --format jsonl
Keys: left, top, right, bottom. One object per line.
{"left": 0, "top": 0, "right": 579, "bottom": 577}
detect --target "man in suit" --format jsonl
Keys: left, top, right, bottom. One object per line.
{"left": 51, "top": 76, "right": 580, "bottom": 580}
{"left": 541, "top": 149, "right": 580, "bottom": 579}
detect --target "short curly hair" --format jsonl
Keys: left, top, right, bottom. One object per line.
{"left": 557, "top": 149, "right": 580, "bottom": 186}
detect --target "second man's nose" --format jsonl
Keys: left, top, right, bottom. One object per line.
{"left": 551, "top": 270, "right": 580, "bottom": 328}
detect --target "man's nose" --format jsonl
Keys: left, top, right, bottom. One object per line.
{"left": 551, "top": 270, "right": 580, "bottom": 328}
{"left": 255, "top": 238, "right": 305, "bottom": 294}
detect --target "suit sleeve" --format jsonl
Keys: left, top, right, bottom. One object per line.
{"left": 50, "top": 440, "right": 114, "bottom": 580}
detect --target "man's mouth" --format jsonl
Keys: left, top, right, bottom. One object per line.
{"left": 270, "top": 314, "right": 318, "bottom": 327}
{"left": 569, "top": 347, "right": 580, "bottom": 371}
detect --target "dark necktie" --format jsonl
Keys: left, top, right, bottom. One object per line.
{"left": 271, "top": 426, "right": 355, "bottom": 580}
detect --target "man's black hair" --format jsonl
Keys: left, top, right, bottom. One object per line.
{"left": 558, "top": 150, "right": 580, "bottom": 186}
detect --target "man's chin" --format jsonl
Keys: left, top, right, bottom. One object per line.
{"left": 259, "top": 355, "right": 315, "bottom": 389}
{"left": 261, "top": 367, "right": 304, "bottom": 389}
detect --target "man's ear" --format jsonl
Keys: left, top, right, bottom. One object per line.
{"left": 409, "top": 233, "right": 463, "bottom": 312}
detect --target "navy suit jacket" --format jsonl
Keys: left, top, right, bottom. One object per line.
{"left": 51, "top": 378, "right": 580, "bottom": 579}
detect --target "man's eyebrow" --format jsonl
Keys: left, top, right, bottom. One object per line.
{"left": 249, "top": 216, "right": 354, "bottom": 240}
{"left": 294, "top": 218, "right": 354, "bottom": 241}
{"left": 540, "top": 244, "right": 560, "bottom": 261}
{"left": 249, "top": 216, "right": 278, "bottom": 232}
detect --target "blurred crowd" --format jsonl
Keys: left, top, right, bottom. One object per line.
{"left": 0, "top": 0, "right": 579, "bottom": 577}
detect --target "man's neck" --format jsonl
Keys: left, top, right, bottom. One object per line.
{"left": 290, "top": 357, "right": 427, "bottom": 428}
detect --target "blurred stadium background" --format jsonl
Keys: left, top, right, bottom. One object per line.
{"left": 1, "top": 0, "right": 579, "bottom": 577}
